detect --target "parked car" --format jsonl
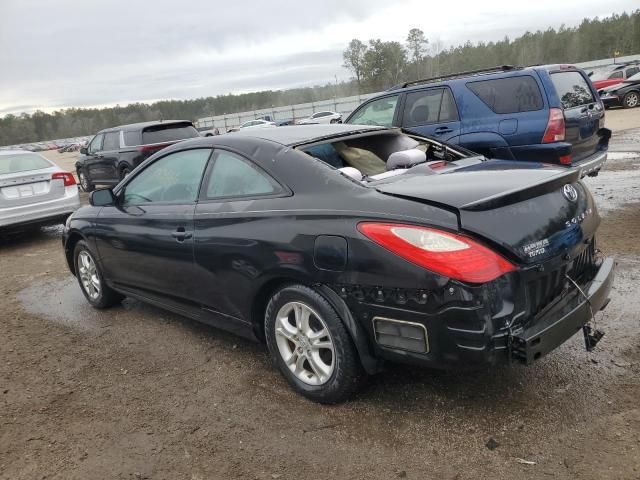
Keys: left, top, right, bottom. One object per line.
{"left": 345, "top": 65, "right": 610, "bottom": 177}
{"left": 298, "top": 111, "right": 343, "bottom": 125}
{"left": 76, "top": 120, "right": 200, "bottom": 192}
{"left": 589, "top": 62, "right": 640, "bottom": 91}
{"left": 1, "top": 150, "right": 79, "bottom": 229}
{"left": 598, "top": 71, "right": 640, "bottom": 109}
{"left": 63, "top": 124, "right": 613, "bottom": 403}
{"left": 238, "top": 119, "right": 277, "bottom": 130}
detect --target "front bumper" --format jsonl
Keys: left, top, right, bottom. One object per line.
{"left": 337, "top": 256, "right": 615, "bottom": 370}
{"left": 600, "top": 95, "right": 621, "bottom": 108}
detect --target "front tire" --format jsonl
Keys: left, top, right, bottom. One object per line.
{"left": 119, "top": 166, "right": 132, "bottom": 181}
{"left": 265, "top": 284, "right": 365, "bottom": 403}
{"left": 623, "top": 91, "right": 639, "bottom": 109}
{"left": 77, "top": 169, "right": 94, "bottom": 192}
{"left": 73, "top": 240, "right": 123, "bottom": 309}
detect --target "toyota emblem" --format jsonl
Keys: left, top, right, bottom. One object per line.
{"left": 562, "top": 184, "right": 578, "bottom": 202}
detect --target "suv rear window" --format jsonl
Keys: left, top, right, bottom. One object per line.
{"left": 140, "top": 123, "right": 199, "bottom": 145}
{"left": 550, "top": 71, "right": 595, "bottom": 109}
{"left": 402, "top": 88, "right": 458, "bottom": 127}
{"left": 467, "top": 76, "right": 543, "bottom": 114}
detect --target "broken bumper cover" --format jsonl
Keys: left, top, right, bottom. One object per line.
{"left": 509, "top": 257, "right": 615, "bottom": 364}
{"left": 340, "top": 257, "right": 615, "bottom": 370}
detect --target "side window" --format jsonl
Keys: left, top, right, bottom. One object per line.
{"left": 609, "top": 71, "right": 624, "bottom": 79}
{"left": 102, "top": 131, "right": 120, "bottom": 151}
{"left": 122, "top": 149, "right": 211, "bottom": 205}
{"left": 123, "top": 131, "right": 140, "bottom": 146}
{"left": 626, "top": 67, "right": 639, "bottom": 78}
{"left": 550, "top": 71, "right": 596, "bottom": 109}
{"left": 402, "top": 89, "right": 443, "bottom": 127}
{"left": 467, "top": 76, "right": 544, "bottom": 114}
{"left": 88, "top": 134, "right": 104, "bottom": 154}
{"left": 439, "top": 89, "right": 459, "bottom": 122}
{"left": 347, "top": 95, "right": 399, "bottom": 127}
{"left": 205, "top": 150, "right": 282, "bottom": 200}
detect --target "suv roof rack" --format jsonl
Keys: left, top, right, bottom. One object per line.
{"left": 389, "top": 65, "right": 522, "bottom": 90}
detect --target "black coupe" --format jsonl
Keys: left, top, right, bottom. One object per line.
{"left": 63, "top": 125, "right": 614, "bottom": 403}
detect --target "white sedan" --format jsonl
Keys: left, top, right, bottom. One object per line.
{"left": 0, "top": 150, "right": 80, "bottom": 229}
{"left": 297, "top": 111, "right": 342, "bottom": 125}
{"left": 239, "top": 119, "right": 277, "bottom": 130}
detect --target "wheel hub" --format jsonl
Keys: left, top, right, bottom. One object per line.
{"left": 274, "top": 301, "right": 335, "bottom": 386}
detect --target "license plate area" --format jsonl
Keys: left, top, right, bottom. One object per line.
{"left": 1, "top": 181, "right": 49, "bottom": 199}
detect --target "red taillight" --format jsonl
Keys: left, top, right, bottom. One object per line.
{"left": 542, "top": 108, "right": 565, "bottom": 143}
{"left": 138, "top": 142, "right": 173, "bottom": 153}
{"left": 52, "top": 172, "right": 76, "bottom": 187}
{"left": 358, "top": 223, "right": 516, "bottom": 283}
{"left": 559, "top": 154, "right": 572, "bottom": 165}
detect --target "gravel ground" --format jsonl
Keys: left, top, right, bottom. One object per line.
{"left": 1, "top": 118, "right": 640, "bottom": 479}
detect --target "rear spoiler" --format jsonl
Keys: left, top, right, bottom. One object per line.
{"left": 459, "top": 168, "right": 580, "bottom": 211}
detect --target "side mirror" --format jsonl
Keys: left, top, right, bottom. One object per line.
{"left": 80, "top": 147, "right": 88, "bottom": 155}
{"left": 89, "top": 188, "right": 116, "bottom": 207}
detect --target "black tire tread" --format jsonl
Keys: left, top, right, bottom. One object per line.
{"left": 264, "top": 283, "right": 365, "bottom": 404}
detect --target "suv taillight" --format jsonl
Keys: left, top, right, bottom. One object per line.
{"left": 357, "top": 223, "right": 516, "bottom": 283}
{"left": 542, "top": 108, "right": 566, "bottom": 143}
{"left": 52, "top": 172, "right": 76, "bottom": 187}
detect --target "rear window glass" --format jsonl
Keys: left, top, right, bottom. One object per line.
{"left": 550, "top": 72, "right": 595, "bottom": 109}
{"left": 0, "top": 153, "right": 51, "bottom": 174}
{"left": 141, "top": 123, "right": 199, "bottom": 145}
{"left": 124, "top": 131, "right": 140, "bottom": 146}
{"left": 467, "top": 76, "right": 544, "bottom": 113}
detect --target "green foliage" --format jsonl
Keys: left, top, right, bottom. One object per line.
{"left": 1, "top": 10, "right": 638, "bottom": 146}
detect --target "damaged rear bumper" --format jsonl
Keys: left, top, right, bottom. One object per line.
{"left": 508, "top": 257, "right": 615, "bottom": 364}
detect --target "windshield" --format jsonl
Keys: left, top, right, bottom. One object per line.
{"left": 0, "top": 153, "right": 51, "bottom": 174}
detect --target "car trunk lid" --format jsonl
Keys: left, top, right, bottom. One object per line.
{"left": 0, "top": 168, "right": 65, "bottom": 208}
{"left": 374, "top": 161, "right": 598, "bottom": 264}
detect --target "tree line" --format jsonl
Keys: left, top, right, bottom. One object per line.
{"left": 1, "top": 10, "right": 638, "bottom": 146}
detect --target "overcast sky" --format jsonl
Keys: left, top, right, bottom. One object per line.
{"left": 0, "top": 0, "right": 637, "bottom": 116}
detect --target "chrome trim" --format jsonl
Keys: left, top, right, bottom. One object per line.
{"left": 372, "top": 316, "right": 430, "bottom": 354}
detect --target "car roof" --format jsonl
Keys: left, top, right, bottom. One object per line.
{"left": 98, "top": 120, "right": 192, "bottom": 134}
{"left": 229, "top": 124, "right": 388, "bottom": 146}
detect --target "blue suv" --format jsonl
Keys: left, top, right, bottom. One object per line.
{"left": 345, "top": 65, "right": 610, "bottom": 176}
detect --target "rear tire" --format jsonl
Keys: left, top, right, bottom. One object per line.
{"left": 78, "top": 169, "right": 94, "bottom": 192}
{"left": 73, "top": 240, "right": 123, "bottom": 309}
{"left": 119, "top": 166, "right": 132, "bottom": 181}
{"left": 264, "top": 284, "right": 365, "bottom": 404}
{"left": 623, "top": 91, "right": 639, "bottom": 109}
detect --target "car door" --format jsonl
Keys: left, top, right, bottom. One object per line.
{"left": 98, "top": 131, "right": 121, "bottom": 182}
{"left": 84, "top": 133, "right": 104, "bottom": 181}
{"left": 94, "top": 148, "right": 212, "bottom": 304}
{"left": 400, "top": 87, "right": 461, "bottom": 141}
{"left": 193, "top": 148, "right": 288, "bottom": 322}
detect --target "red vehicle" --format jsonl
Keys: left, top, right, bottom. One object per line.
{"left": 590, "top": 63, "right": 640, "bottom": 90}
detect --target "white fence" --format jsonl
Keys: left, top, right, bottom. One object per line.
{"left": 196, "top": 55, "right": 640, "bottom": 133}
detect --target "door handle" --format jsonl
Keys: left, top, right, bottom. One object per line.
{"left": 434, "top": 127, "right": 453, "bottom": 135}
{"left": 171, "top": 228, "right": 193, "bottom": 241}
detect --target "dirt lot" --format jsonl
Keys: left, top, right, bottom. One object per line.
{"left": 2, "top": 112, "right": 640, "bottom": 479}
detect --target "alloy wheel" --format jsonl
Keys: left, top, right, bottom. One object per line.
{"left": 274, "top": 301, "right": 335, "bottom": 386}
{"left": 625, "top": 92, "right": 639, "bottom": 108}
{"left": 78, "top": 250, "right": 101, "bottom": 300}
